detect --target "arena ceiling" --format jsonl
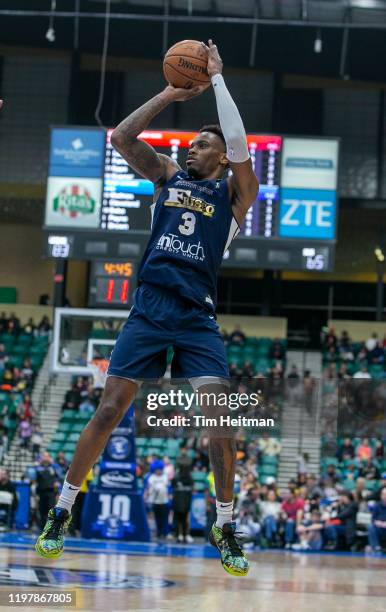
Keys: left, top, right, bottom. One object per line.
{"left": 0, "top": 0, "right": 385, "bottom": 82}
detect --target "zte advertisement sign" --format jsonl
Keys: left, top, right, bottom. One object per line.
{"left": 279, "top": 138, "right": 338, "bottom": 240}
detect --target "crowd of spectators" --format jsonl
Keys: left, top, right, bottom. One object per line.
{"left": 321, "top": 327, "right": 386, "bottom": 380}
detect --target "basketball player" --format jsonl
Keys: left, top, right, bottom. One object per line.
{"left": 36, "top": 40, "right": 259, "bottom": 576}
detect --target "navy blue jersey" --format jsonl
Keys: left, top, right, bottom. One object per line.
{"left": 138, "top": 170, "right": 239, "bottom": 312}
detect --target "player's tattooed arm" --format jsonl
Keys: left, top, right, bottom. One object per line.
{"left": 111, "top": 85, "right": 208, "bottom": 187}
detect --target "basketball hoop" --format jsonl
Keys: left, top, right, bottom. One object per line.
{"left": 88, "top": 358, "right": 109, "bottom": 389}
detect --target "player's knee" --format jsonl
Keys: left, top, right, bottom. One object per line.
{"left": 92, "top": 399, "right": 125, "bottom": 431}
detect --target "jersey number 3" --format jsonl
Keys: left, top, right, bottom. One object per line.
{"left": 178, "top": 212, "right": 196, "bottom": 236}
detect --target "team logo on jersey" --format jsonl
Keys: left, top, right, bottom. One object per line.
{"left": 156, "top": 233, "right": 205, "bottom": 261}
{"left": 164, "top": 188, "right": 215, "bottom": 217}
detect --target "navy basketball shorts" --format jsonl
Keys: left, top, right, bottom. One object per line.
{"left": 107, "top": 283, "right": 229, "bottom": 383}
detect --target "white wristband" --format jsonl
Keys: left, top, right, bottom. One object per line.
{"left": 211, "top": 73, "right": 250, "bottom": 163}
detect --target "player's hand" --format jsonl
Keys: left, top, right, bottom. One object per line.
{"left": 163, "top": 83, "right": 209, "bottom": 102}
{"left": 0, "top": 100, "right": 3, "bottom": 111}
{"left": 202, "top": 39, "right": 223, "bottom": 78}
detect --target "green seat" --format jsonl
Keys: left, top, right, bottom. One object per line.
{"left": 52, "top": 431, "right": 67, "bottom": 442}
{"left": 150, "top": 438, "right": 164, "bottom": 448}
{"left": 71, "top": 422, "right": 85, "bottom": 433}
{"left": 11, "top": 345, "right": 28, "bottom": 357}
{"left": 342, "top": 479, "right": 356, "bottom": 491}
{"left": 48, "top": 442, "right": 62, "bottom": 454}
{"left": 57, "top": 421, "right": 73, "bottom": 432}
{"left": 61, "top": 410, "right": 77, "bottom": 422}
{"left": 136, "top": 437, "right": 148, "bottom": 448}
{"left": 9, "top": 356, "right": 24, "bottom": 368}
{"left": 29, "top": 345, "right": 47, "bottom": 356}
{"left": 17, "top": 334, "right": 32, "bottom": 345}
{"left": 68, "top": 432, "right": 80, "bottom": 442}
{"left": 62, "top": 441, "right": 77, "bottom": 452}
{"left": 194, "top": 481, "right": 207, "bottom": 492}
{"left": 365, "top": 480, "right": 378, "bottom": 491}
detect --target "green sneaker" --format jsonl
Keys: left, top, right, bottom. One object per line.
{"left": 35, "top": 507, "right": 71, "bottom": 559}
{"left": 209, "top": 521, "right": 249, "bottom": 576}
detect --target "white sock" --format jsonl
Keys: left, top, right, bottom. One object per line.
{"left": 215, "top": 500, "right": 233, "bottom": 529}
{"left": 56, "top": 480, "right": 80, "bottom": 513}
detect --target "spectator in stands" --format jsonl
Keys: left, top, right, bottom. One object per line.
{"left": 31, "top": 425, "right": 43, "bottom": 461}
{"left": 55, "top": 452, "right": 69, "bottom": 481}
{"left": 294, "top": 510, "right": 324, "bottom": 551}
{"left": 18, "top": 418, "right": 32, "bottom": 449}
{"left": 258, "top": 434, "right": 282, "bottom": 458}
{"left": 323, "top": 327, "right": 338, "bottom": 349}
{"left": 353, "top": 364, "right": 371, "bottom": 379}
{"left": 0, "top": 468, "right": 18, "bottom": 529}
{"left": 339, "top": 330, "right": 352, "bottom": 350}
{"left": 287, "top": 364, "right": 300, "bottom": 385}
{"left": 357, "top": 438, "right": 373, "bottom": 462}
{"left": 241, "top": 361, "right": 254, "bottom": 379}
{"left": 0, "top": 313, "right": 7, "bottom": 334}
{"left": 70, "top": 468, "right": 94, "bottom": 536}
{"left": 176, "top": 446, "right": 193, "bottom": 471}
{"left": 360, "top": 460, "right": 380, "bottom": 481}
{"left": 0, "top": 343, "right": 8, "bottom": 372}
{"left": 367, "top": 341, "right": 385, "bottom": 365}
{"left": 79, "top": 395, "right": 96, "bottom": 415}
{"left": 270, "top": 338, "right": 284, "bottom": 361}
{"left": 368, "top": 487, "right": 386, "bottom": 552}
{"left": 7, "top": 313, "right": 20, "bottom": 335}
{"left": 146, "top": 461, "right": 170, "bottom": 540}
{"left": 325, "top": 346, "right": 338, "bottom": 363}
{"left": 35, "top": 452, "right": 61, "bottom": 529}
{"left": 229, "top": 325, "right": 246, "bottom": 346}
{"left": 62, "top": 383, "right": 82, "bottom": 411}
{"left": 324, "top": 491, "right": 358, "bottom": 551}
{"left": 23, "top": 318, "right": 36, "bottom": 336}
{"left": 172, "top": 466, "right": 193, "bottom": 543}
{"left": 338, "top": 363, "right": 352, "bottom": 379}
{"left": 0, "top": 425, "right": 8, "bottom": 464}
{"left": 37, "top": 316, "right": 51, "bottom": 337}
{"left": 337, "top": 438, "right": 355, "bottom": 462}
{"left": 365, "top": 332, "right": 378, "bottom": 352}
{"left": 163, "top": 456, "right": 175, "bottom": 482}
{"left": 20, "top": 359, "right": 35, "bottom": 391}
{"left": 281, "top": 491, "right": 305, "bottom": 548}
{"left": 303, "top": 370, "right": 315, "bottom": 415}
{"left": 17, "top": 393, "right": 35, "bottom": 421}
{"left": 306, "top": 475, "right": 324, "bottom": 499}
{"left": 375, "top": 439, "right": 384, "bottom": 460}
{"left": 260, "top": 489, "right": 281, "bottom": 546}
{"left": 297, "top": 452, "right": 310, "bottom": 477}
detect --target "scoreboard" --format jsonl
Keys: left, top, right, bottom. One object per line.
{"left": 44, "top": 127, "right": 339, "bottom": 272}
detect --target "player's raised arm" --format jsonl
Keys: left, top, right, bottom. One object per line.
{"left": 0, "top": 100, "right": 3, "bottom": 110}
{"left": 111, "top": 85, "right": 207, "bottom": 187}
{"left": 204, "top": 40, "right": 259, "bottom": 224}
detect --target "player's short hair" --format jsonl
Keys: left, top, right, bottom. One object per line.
{"left": 199, "top": 124, "right": 226, "bottom": 148}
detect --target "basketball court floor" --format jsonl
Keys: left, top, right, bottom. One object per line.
{"left": 0, "top": 534, "right": 385, "bottom": 611}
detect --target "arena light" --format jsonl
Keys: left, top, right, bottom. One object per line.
{"left": 314, "top": 29, "right": 322, "bottom": 53}
{"left": 374, "top": 246, "right": 385, "bottom": 262}
{"left": 45, "top": 0, "right": 56, "bottom": 43}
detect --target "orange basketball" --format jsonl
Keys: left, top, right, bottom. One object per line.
{"left": 163, "top": 40, "right": 209, "bottom": 89}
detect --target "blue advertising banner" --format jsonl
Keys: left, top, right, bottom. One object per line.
{"left": 49, "top": 128, "right": 105, "bottom": 178}
{"left": 98, "top": 405, "right": 137, "bottom": 492}
{"left": 15, "top": 482, "right": 30, "bottom": 530}
{"left": 81, "top": 487, "right": 150, "bottom": 541}
{"left": 279, "top": 187, "right": 336, "bottom": 239}
{"left": 190, "top": 493, "right": 206, "bottom": 531}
